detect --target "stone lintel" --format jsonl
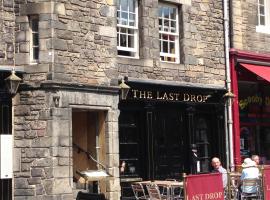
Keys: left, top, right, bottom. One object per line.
{"left": 20, "top": 2, "right": 66, "bottom": 16}
{"left": 162, "top": 0, "right": 191, "bottom": 6}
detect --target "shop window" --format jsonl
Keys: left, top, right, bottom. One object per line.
{"left": 256, "top": 0, "right": 270, "bottom": 34}
{"left": 194, "top": 118, "right": 210, "bottom": 173}
{"left": 117, "top": 0, "right": 139, "bottom": 58}
{"left": 159, "top": 3, "right": 180, "bottom": 63}
{"left": 29, "top": 16, "right": 39, "bottom": 64}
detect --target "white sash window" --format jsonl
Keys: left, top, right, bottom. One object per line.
{"left": 159, "top": 4, "right": 179, "bottom": 63}
{"left": 257, "top": 0, "right": 270, "bottom": 34}
{"left": 29, "top": 16, "right": 39, "bottom": 64}
{"left": 117, "top": 0, "right": 139, "bottom": 58}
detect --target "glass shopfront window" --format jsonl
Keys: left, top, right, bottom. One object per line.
{"left": 238, "top": 80, "right": 270, "bottom": 163}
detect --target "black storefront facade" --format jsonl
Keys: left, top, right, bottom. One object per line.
{"left": 119, "top": 81, "right": 227, "bottom": 199}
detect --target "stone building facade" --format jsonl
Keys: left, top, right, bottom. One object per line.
{"left": 230, "top": 0, "right": 270, "bottom": 165}
{"left": 0, "top": 0, "right": 227, "bottom": 199}
{"left": 231, "top": 0, "right": 270, "bottom": 52}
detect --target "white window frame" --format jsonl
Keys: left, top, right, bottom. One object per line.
{"left": 159, "top": 3, "right": 180, "bottom": 63}
{"left": 29, "top": 15, "right": 39, "bottom": 64}
{"left": 117, "top": 0, "right": 139, "bottom": 58}
{"left": 256, "top": 0, "right": 270, "bottom": 34}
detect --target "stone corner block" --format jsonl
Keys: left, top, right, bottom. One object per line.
{"left": 55, "top": 3, "right": 66, "bottom": 15}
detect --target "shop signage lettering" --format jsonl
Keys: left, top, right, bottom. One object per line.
{"left": 187, "top": 192, "right": 223, "bottom": 200}
{"left": 263, "top": 167, "right": 270, "bottom": 199}
{"left": 185, "top": 173, "right": 224, "bottom": 200}
{"left": 131, "top": 89, "right": 211, "bottom": 103}
{"left": 239, "top": 95, "right": 270, "bottom": 110}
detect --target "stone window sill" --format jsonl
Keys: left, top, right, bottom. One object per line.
{"left": 256, "top": 25, "right": 270, "bottom": 34}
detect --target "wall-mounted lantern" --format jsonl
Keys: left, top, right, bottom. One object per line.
{"left": 223, "top": 91, "right": 235, "bottom": 99}
{"left": 5, "top": 69, "right": 22, "bottom": 96}
{"left": 119, "top": 79, "right": 130, "bottom": 100}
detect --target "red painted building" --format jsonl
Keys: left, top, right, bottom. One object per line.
{"left": 230, "top": 49, "right": 270, "bottom": 165}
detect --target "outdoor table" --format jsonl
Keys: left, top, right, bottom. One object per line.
{"left": 135, "top": 180, "right": 183, "bottom": 200}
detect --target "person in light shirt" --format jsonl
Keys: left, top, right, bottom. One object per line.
{"left": 240, "top": 158, "right": 260, "bottom": 194}
{"left": 251, "top": 155, "right": 260, "bottom": 166}
{"left": 211, "top": 157, "right": 227, "bottom": 188}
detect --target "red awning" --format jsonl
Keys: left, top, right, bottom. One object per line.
{"left": 240, "top": 63, "right": 270, "bottom": 83}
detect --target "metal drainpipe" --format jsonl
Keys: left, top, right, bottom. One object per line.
{"left": 223, "top": 0, "right": 234, "bottom": 171}
{"left": 50, "top": 0, "right": 55, "bottom": 79}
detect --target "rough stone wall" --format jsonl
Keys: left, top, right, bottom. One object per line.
{"left": 117, "top": 0, "right": 226, "bottom": 87}
{"left": 14, "top": 0, "right": 117, "bottom": 86}
{"left": 232, "top": 0, "right": 270, "bottom": 54}
{"left": 53, "top": 0, "right": 117, "bottom": 85}
{"left": 13, "top": 89, "right": 120, "bottom": 199}
{"left": 14, "top": 0, "right": 226, "bottom": 87}
{"left": 0, "top": 0, "right": 15, "bottom": 65}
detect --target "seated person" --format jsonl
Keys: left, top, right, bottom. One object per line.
{"left": 251, "top": 155, "right": 260, "bottom": 166}
{"left": 211, "top": 157, "right": 227, "bottom": 189}
{"left": 240, "top": 158, "right": 260, "bottom": 194}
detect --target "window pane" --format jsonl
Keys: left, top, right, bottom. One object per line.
{"left": 162, "top": 34, "right": 168, "bottom": 40}
{"left": 168, "top": 57, "right": 176, "bottom": 62}
{"left": 129, "top": 0, "right": 135, "bottom": 12}
{"left": 260, "top": 16, "right": 265, "bottom": 25}
{"left": 128, "top": 35, "right": 134, "bottom": 48}
{"left": 33, "top": 33, "right": 39, "bottom": 46}
{"left": 120, "top": 34, "right": 127, "bottom": 47}
{"left": 170, "top": 8, "right": 177, "bottom": 20}
{"left": 164, "top": 22, "right": 169, "bottom": 31}
{"left": 159, "top": 7, "right": 163, "bottom": 17}
{"left": 121, "top": 12, "right": 128, "bottom": 25}
{"left": 129, "top": 13, "right": 135, "bottom": 26}
{"left": 164, "top": 19, "right": 169, "bottom": 27}
{"left": 163, "top": 7, "right": 170, "bottom": 19}
{"left": 120, "top": 0, "right": 128, "bottom": 11}
{"left": 121, "top": 27, "right": 127, "bottom": 33}
{"left": 33, "top": 47, "right": 39, "bottom": 60}
{"left": 169, "top": 35, "right": 175, "bottom": 41}
{"left": 160, "top": 56, "right": 165, "bottom": 61}
{"left": 171, "top": 21, "right": 176, "bottom": 32}
{"left": 260, "top": 5, "right": 265, "bottom": 15}
{"left": 159, "top": 19, "right": 162, "bottom": 30}
{"left": 259, "top": 0, "right": 264, "bottom": 4}
{"left": 31, "top": 18, "right": 39, "bottom": 31}
{"left": 163, "top": 41, "right": 168, "bottom": 53}
{"left": 128, "top": 29, "right": 134, "bottom": 34}
{"left": 170, "top": 42, "right": 175, "bottom": 54}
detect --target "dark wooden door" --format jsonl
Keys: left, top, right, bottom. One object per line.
{"left": 150, "top": 108, "right": 186, "bottom": 180}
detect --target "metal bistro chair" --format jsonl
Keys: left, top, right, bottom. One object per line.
{"left": 228, "top": 173, "right": 241, "bottom": 200}
{"left": 240, "top": 178, "right": 262, "bottom": 200}
{"left": 161, "top": 179, "right": 176, "bottom": 196}
{"left": 131, "top": 183, "right": 149, "bottom": 200}
{"left": 146, "top": 183, "right": 167, "bottom": 200}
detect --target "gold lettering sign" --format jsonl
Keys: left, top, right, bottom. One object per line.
{"left": 131, "top": 89, "right": 211, "bottom": 103}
